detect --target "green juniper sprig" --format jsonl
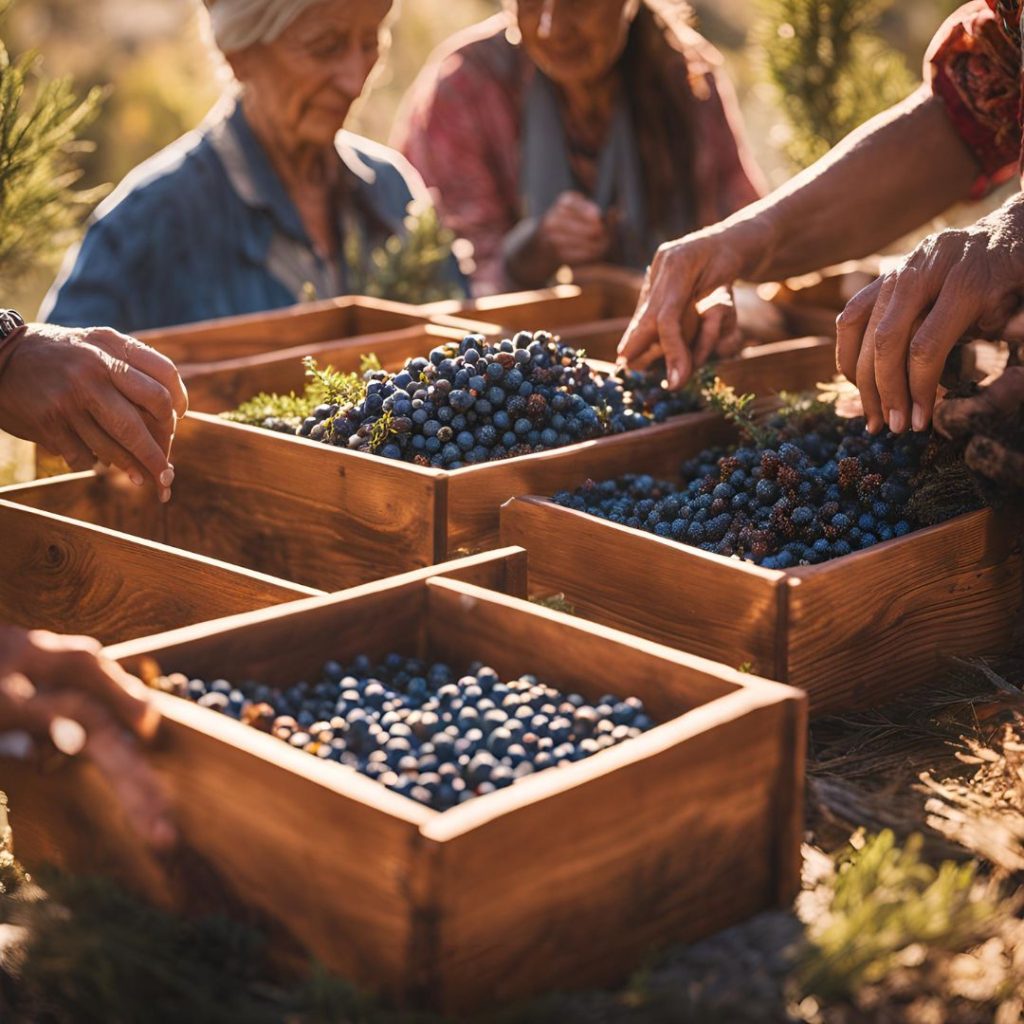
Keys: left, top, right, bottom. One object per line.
{"left": 0, "top": 3, "right": 107, "bottom": 282}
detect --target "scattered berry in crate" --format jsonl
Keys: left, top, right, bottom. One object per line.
{"left": 553, "top": 408, "right": 981, "bottom": 568}
{"left": 223, "top": 332, "right": 700, "bottom": 468}
{"left": 159, "top": 657, "right": 655, "bottom": 810}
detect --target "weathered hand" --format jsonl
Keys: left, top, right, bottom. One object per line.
{"left": 539, "top": 191, "right": 612, "bottom": 266}
{"left": 836, "top": 194, "right": 1024, "bottom": 434}
{"left": 617, "top": 220, "right": 767, "bottom": 388}
{"left": 0, "top": 324, "right": 188, "bottom": 501}
{"left": 934, "top": 366, "right": 1024, "bottom": 490}
{"left": 0, "top": 626, "right": 173, "bottom": 850}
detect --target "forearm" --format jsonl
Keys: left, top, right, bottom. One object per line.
{"left": 720, "top": 89, "right": 982, "bottom": 282}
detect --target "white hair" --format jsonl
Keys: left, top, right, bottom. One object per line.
{"left": 205, "top": 0, "right": 324, "bottom": 53}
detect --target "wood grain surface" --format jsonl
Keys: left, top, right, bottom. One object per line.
{"left": 500, "top": 496, "right": 786, "bottom": 678}
{"left": 137, "top": 295, "right": 438, "bottom": 363}
{"left": 785, "top": 508, "right": 1024, "bottom": 712}
{"left": 182, "top": 324, "right": 468, "bottom": 414}
{"left": 5, "top": 572, "right": 804, "bottom": 1012}
{"left": 0, "top": 500, "right": 319, "bottom": 644}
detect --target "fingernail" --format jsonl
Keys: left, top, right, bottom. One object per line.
{"left": 129, "top": 470, "right": 144, "bottom": 487}
{"left": 160, "top": 488, "right": 171, "bottom": 504}
{"left": 888, "top": 409, "right": 905, "bottom": 433}
{"left": 159, "top": 467, "right": 175, "bottom": 487}
{"left": 866, "top": 417, "right": 882, "bottom": 435}
{"left": 912, "top": 403, "right": 927, "bottom": 432}
{"left": 50, "top": 716, "right": 87, "bottom": 757}
{"left": 668, "top": 368, "right": 680, "bottom": 390}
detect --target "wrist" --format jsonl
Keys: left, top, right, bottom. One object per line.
{"left": 719, "top": 214, "right": 780, "bottom": 282}
{"left": 0, "top": 319, "right": 29, "bottom": 388}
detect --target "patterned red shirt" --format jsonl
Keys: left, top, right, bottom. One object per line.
{"left": 393, "top": 14, "right": 763, "bottom": 294}
{"left": 927, "top": 0, "right": 1023, "bottom": 196}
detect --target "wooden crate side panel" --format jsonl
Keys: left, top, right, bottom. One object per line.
{"left": 786, "top": 509, "right": 1024, "bottom": 712}
{"left": 423, "top": 579, "right": 743, "bottom": 718}
{"left": 0, "top": 502, "right": 317, "bottom": 644}
{"left": 428, "top": 695, "right": 801, "bottom": 1011}
{"left": 182, "top": 325, "right": 453, "bottom": 414}
{"left": 139, "top": 300, "right": 360, "bottom": 362}
{"left": 144, "top": 703, "right": 426, "bottom": 997}
{"left": 111, "top": 576, "right": 431, "bottom": 687}
{"left": 165, "top": 416, "right": 444, "bottom": 589}
{"left": 139, "top": 297, "right": 434, "bottom": 364}
{"left": 1, "top": 472, "right": 163, "bottom": 540}
{"left": 716, "top": 336, "right": 836, "bottom": 398}
{"left": 445, "top": 411, "right": 734, "bottom": 552}
{"left": 500, "top": 497, "right": 785, "bottom": 678}
{"left": 556, "top": 317, "right": 631, "bottom": 360}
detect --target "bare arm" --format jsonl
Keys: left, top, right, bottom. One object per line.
{"left": 746, "top": 89, "right": 981, "bottom": 281}
{"left": 619, "top": 89, "right": 981, "bottom": 386}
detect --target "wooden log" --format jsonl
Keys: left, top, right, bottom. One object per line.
{"left": 501, "top": 496, "right": 1024, "bottom": 714}
{"left": 6, "top": 572, "right": 802, "bottom": 1013}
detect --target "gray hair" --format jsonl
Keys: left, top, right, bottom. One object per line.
{"left": 204, "top": 0, "right": 324, "bottom": 53}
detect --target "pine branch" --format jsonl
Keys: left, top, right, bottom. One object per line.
{"left": 0, "top": 17, "right": 106, "bottom": 282}
{"left": 756, "top": 0, "right": 914, "bottom": 167}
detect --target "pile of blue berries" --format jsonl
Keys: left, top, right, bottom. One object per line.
{"left": 554, "top": 413, "right": 940, "bottom": 568}
{"left": 161, "top": 654, "right": 654, "bottom": 810}
{"left": 298, "top": 331, "right": 698, "bottom": 468}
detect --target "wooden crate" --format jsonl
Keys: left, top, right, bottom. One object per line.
{"left": 182, "top": 323, "right": 473, "bottom": 414}
{"left": 136, "top": 294, "right": 487, "bottom": 365}
{"left": 141, "top": 336, "right": 835, "bottom": 562}
{"left": 502, "top": 495, "right": 1024, "bottom": 715}
{"left": 0, "top": 499, "right": 321, "bottom": 644}
{"left": 5, "top": 568, "right": 805, "bottom": 1012}
{"left": 1, "top": 416, "right": 452, "bottom": 592}
{"left": 422, "top": 276, "right": 642, "bottom": 358}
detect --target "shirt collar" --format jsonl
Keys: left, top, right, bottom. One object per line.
{"left": 207, "top": 100, "right": 404, "bottom": 262}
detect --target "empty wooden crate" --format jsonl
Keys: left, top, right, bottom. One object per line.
{"left": 137, "top": 294, "right": 486, "bottom": 365}
{"left": 20, "top": 569, "right": 805, "bottom": 1013}
{"left": 501, "top": 496, "right": 1023, "bottom": 715}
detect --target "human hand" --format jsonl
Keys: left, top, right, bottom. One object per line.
{"left": 0, "top": 626, "right": 173, "bottom": 851}
{"left": 539, "top": 191, "right": 612, "bottom": 266}
{"left": 933, "top": 366, "right": 1024, "bottom": 490}
{"left": 836, "top": 194, "right": 1024, "bottom": 434}
{"left": 0, "top": 324, "right": 188, "bottom": 502}
{"left": 617, "top": 220, "right": 768, "bottom": 388}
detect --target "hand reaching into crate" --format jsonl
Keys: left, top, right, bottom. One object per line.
{"left": 0, "top": 626, "right": 174, "bottom": 851}
{"left": 0, "top": 324, "right": 188, "bottom": 502}
{"left": 934, "top": 367, "right": 1024, "bottom": 491}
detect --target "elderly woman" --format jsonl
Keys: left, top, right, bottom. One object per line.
{"left": 393, "top": 0, "right": 764, "bottom": 295}
{"left": 42, "top": 0, "right": 456, "bottom": 334}
{"left": 619, "top": 0, "right": 1024, "bottom": 485}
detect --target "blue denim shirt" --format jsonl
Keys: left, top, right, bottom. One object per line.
{"left": 41, "top": 101, "right": 462, "bottom": 334}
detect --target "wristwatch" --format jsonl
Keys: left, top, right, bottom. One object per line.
{"left": 0, "top": 309, "right": 26, "bottom": 339}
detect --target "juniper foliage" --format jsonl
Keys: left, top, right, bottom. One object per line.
{"left": 757, "top": 0, "right": 914, "bottom": 167}
{"left": 0, "top": 0, "right": 105, "bottom": 282}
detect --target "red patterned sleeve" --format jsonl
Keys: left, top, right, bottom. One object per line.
{"left": 392, "top": 51, "right": 520, "bottom": 295}
{"left": 925, "top": 1, "right": 1022, "bottom": 197}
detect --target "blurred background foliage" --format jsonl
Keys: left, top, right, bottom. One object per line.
{"left": 0, "top": 0, "right": 983, "bottom": 318}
